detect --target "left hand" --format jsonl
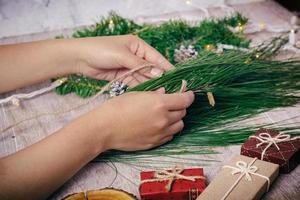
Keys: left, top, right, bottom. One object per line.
{"left": 73, "top": 35, "right": 173, "bottom": 86}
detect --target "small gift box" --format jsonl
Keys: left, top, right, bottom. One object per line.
{"left": 241, "top": 128, "right": 300, "bottom": 173}
{"left": 197, "top": 155, "right": 279, "bottom": 200}
{"left": 139, "top": 166, "right": 206, "bottom": 200}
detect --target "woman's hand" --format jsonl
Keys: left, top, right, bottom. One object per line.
{"left": 69, "top": 89, "right": 195, "bottom": 152}
{"left": 0, "top": 35, "right": 172, "bottom": 93}
{"left": 73, "top": 35, "right": 173, "bottom": 86}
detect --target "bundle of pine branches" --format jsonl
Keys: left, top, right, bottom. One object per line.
{"left": 98, "top": 42, "right": 300, "bottom": 162}
{"left": 54, "top": 12, "right": 300, "bottom": 163}
{"left": 55, "top": 12, "right": 249, "bottom": 97}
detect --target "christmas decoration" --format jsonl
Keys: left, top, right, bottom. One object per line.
{"left": 197, "top": 155, "right": 279, "bottom": 200}
{"left": 174, "top": 45, "right": 198, "bottom": 63}
{"left": 109, "top": 81, "right": 128, "bottom": 97}
{"left": 140, "top": 166, "right": 206, "bottom": 200}
{"left": 2, "top": 12, "right": 300, "bottom": 165}
{"left": 55, "top": 12, "right": 250, "bottom": 98}
{"left": 62, "top": 188, "right": 137, "bottom": 200}
{"left": 241, "top": 128, "right": 300, "bottom": 173}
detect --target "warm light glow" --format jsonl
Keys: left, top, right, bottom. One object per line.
{"left": 259, "top": 22, "right": 266, "bottom": 30}
{"left": 204, "top": 44, "right": 215, "bottom": 51}
{"left": 239, "top": 25, "right": 244, "bottom": 32}
{"left": 186, "top": 0, "right": 191, "bottom": 5}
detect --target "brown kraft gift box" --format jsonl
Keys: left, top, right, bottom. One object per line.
{"left": 197, "top": 155, "right": 279, "bottom": 200}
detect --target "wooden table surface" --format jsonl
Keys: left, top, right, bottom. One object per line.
{"left": 0, "top": 1, "right": 299, "bottom": 199}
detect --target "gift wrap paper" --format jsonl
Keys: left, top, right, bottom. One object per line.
{"left": 140, "top": 168, "right": 206, "bottom": 200}
{"left": 241, "top": 128, "right": 300, "bottom": 173}
{"left": 197, "top": 155, "right": 279, "bottom": 200}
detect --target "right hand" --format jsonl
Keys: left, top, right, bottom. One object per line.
{"left": 72, "top": 89, "right": 195, "bottom": 152}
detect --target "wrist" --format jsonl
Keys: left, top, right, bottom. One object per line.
{"left": 63, "top": 118, "right": 106, "bottom": 159}
{"left": 51, "top": 39, "right": 82, "bottom": 76}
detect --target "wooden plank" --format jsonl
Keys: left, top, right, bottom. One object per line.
{"left": 0, "top": 1, "right": 299, "bottom": 200}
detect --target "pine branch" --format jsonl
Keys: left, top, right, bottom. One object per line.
{"left": 55, "top": 12, "right": 250, "bottom": 97}
{"left": 52, "top": 12, "right": 300, "bottom": 163}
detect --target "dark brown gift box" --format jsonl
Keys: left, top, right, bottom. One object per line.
{"left": 197, "top": 155, "right": 279, "bottom": 200}
{"left": 241, "top": 128, "right": 300, "bottom": 173}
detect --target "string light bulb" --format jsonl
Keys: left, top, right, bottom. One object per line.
{"left": 289, "top": 29, "right": 296, "bottom": 46}
{"left": 255, "top": 53, "right": 261, "bottom": 59}
{"left": 185, "top": 0, "right": 191, "bottom": 5}
{"left": 58, "top": 77, "right": 68, "bottom": 84}
{"left": 259, "top": 22, "right": 266, "bottom": 30}
{"left": 204, "top": 44, "right": 215, "bottom": 51}
{"left": 238, "top": 25, "right": 245, "bottom": 32}
{"left": 109, "top": 19, "right": 115, "bottom": 30}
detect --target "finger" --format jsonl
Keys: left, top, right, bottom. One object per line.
{"left": 168, "top": 110, "right": 187, "bottom": 124}
{"left": 132, "top": 72, "right": 149, "bottom": 83}
{"left": 162, "top": 91, "right": 195, "bottom": 110}
{"left": 122, "top": 76, "right": 140, "bottom": 87}
{"left": 154, "top": 87, "right": 166, "bottom": 94}
{"left": 120, "top": 51, "right": 150, "bottom": 70}
{"left": 120, "top": 52, "right": 164, "bottom": 79}
{"left": 155, "top": 135, "right": 174, "bottom": 146}
{"left": 164, "top": 120, "right": 184, "bottom": 136}
{"left": 139, "top": 40, "right": 174, "bottom": 71}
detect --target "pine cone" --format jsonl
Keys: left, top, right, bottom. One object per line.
{"left": 174, "top": 45, "right": 198, "bottom": 63}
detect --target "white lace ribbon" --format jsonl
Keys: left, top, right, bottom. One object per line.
{"left": 221, "top": 158, "right": 270, "bottom": 200}
{"left": 250, "top": 132, "right": 300, "bottom": 160}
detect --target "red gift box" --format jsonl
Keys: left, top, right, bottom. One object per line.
{"left": 139, "top": 167, "right": 206, "bottom": 200}
{"left": 241, "top": 128, "right": 300, "bottom": 173}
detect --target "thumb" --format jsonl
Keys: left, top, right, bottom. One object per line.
{"left": 121, "top": 52, "right": 164, "bottom": 78}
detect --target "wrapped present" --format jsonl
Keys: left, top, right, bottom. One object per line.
{"left": 241, "top": 128, "right": 300, "bottom": 173}
{"left": 139, "top": 166, "right": 206, "bottom": 200}
{"left": 197, "top": 155, "right": 279, "bottom": 200}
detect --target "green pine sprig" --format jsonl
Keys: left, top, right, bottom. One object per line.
{"left": 55, "top": 12, "right": 250, "bottom": 97}
{"left": 53, "top": 12, "right": 300, "bottom": 164}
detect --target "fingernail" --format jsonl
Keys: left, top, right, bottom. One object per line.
{"left": 150, "top": 68, "right": 164, "bottom": 77}
{"left": 187, "top": 91, "right": 195, "bottom": 101}
{"left": 155, "top": 87, "right": 166, "bottom": 94}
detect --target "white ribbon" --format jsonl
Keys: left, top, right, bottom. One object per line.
{"left": 221, "top": 158, "right": 270, "bottom": 200}
{"left": 140, "top": 166, "right": 205, "bottom": 192}
{"left": 250, "top": 132, "right": 300, "bottom": 160}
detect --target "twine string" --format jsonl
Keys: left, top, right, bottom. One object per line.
{"left": 140, "top": 165, "right": 205, "bottom": 192}
{"left": 0, "top": 64, "right": 155, "bottom": 133}
{"left": 250, "top": 132, "right": 300, "bottom": 160}
{"left": 0, "top": 78, "right": 68, "bottom": 106}
{"left": 221, "top": 158, "right": 270, "bottom": 200}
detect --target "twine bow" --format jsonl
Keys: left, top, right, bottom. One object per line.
{"left": 250, "top": 132, "right": 300, "bottom": 160}
{"left": 222, "top": 158, "right": 270, "bottom": 200}
{"left": 230, "top": 160, "right": 258, "bottom": 181}
{"left": 140, "top": 166, "right": 205, "bottom": 192}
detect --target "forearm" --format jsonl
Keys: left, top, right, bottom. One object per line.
{"left": 0, "top": 39, "right": 78, "bottom": 93}
{"left": 0, "top": 117, "right": 106, "bottom": 200}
